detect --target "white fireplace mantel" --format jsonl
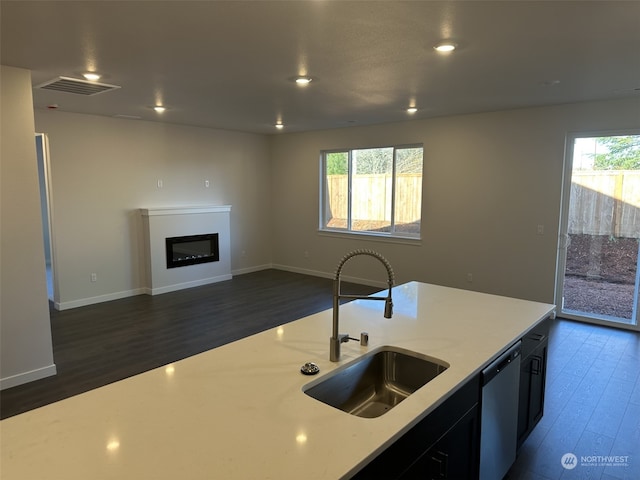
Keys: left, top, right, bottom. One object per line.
{"left": 140, "top": 205, "right": 232, "bottom": 295}
{"left": 140, "top": 205, "right": 231, "bottom": 217}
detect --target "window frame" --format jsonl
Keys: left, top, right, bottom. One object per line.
{"left": 319, "top": 143, "right": 423, "bottom": 242}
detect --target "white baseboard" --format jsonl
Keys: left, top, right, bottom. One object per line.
{"left": 56, "top": 288, "right": 146, "bottom": 310}
{"left": 271, "top": 264, "right": 387, "bottom": 289}
{"left": 1, "top": 364, "right": 57, "bottom": 390}
{"left": 271, "top": 263, "right": 333, "bottom": 280}
{"left": 231, "top": 264, "right": 273, "bottom": 276}
{"left": 53, "top": 264, "right": 385, "bottom": 311}
{"left": 146, "top": 274, "right": 233, "bottom": 295}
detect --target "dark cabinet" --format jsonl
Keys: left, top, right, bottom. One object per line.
{"left": 517, "top": 316, "right": 550, "bottom": 449}
{"left": 402, "top": 404, "right": 479, "bottom": 479}
{"left": 352, "top": 317, "right": 551, "bottom": 478}
{"left": 352, "top": 375, "right": 480, "bottom": 480}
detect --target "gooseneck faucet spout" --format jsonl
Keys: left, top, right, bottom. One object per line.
{"left": 330, "top": 249, "right": 395, "bottom": 362}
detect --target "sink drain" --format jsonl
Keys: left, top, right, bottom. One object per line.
{"left": 300, "top": 362, "right": 320, "bottom": 375}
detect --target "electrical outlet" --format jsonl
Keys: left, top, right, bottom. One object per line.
{"left": 467, "top": 273, "right": 473, "bottom": 283}
{"left": 205, "top": 180, "right": 210, "bottom": 188}
{"left": 90, "top": 273, "right": 97, "bottom": 282}
{"left": 537, "top": 224, "right": 544, "bottom": 235}
{"left": 157, "top": 179, "right": 163, "bottom": 189}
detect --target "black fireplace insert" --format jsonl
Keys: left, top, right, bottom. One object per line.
{"left": 165, "top": 233, "right": 219, "bottom": 269}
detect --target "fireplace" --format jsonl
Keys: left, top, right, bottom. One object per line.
{"left": 166, "top": 233, "right": 219, "bottom": 269}
{"left": 141, "top": 205, "right": 232, "bottom": 295}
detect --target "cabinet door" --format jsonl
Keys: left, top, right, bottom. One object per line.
{"left": 400, "top": 404, "right": 479, "bottom": 479}
{"left": 517, "top": 340, "right": 548, "bottom": 448}
{"left": 527, "top": 344, "right": 547, "bottom": 427}
{"left": 353, "top": 377, "right": 480, "bottom": 480}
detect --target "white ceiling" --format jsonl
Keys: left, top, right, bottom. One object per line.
{"left": 2, "top": 1, "right": 639, "bottom": 134}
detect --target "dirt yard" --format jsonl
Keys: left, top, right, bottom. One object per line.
{"left": 563, "top": 234, "right": 638, "bottom": 320}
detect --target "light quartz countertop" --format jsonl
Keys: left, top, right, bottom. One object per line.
{"left": 1, "top": 282, "right": 554, "bottom": 479}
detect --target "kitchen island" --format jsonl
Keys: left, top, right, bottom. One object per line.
{"left": 0, "top": 282, "right": 554, "bottom": 479}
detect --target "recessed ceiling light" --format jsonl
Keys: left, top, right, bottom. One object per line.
{"left": 153, "top": 106, "right": 166, "bottom": 113}
{"left": 293, "top": 76, "right": 313, "bottom": 85}
{"left": 83, "top": 72, "right": 101, "bottom": 81}
{"left": 275, "top": 122, "right": 284, "bottom": 129}
{"left": 407, "top": 107, "right": 418, "bottom": 114}
{"left": 434, "top": 42, "right": 457, "bottom": 53}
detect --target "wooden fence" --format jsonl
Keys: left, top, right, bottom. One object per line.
{"left": 326, "top": 174, "right": 422, "bottom": 223}
{"left": 327, "top": 171, "right": 640, "bottom": 238}
{"left": 569, "top": 171, "right": 640, "bottom": 238}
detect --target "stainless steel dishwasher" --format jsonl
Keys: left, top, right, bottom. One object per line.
{"left": 479, "top": 340, "right": 522, "bottom": 480}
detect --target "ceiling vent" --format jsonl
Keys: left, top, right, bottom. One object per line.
{"left": 35, "top": 76, "right": 121, "bottom": 96}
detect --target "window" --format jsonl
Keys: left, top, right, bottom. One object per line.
{"left": 320, "top": 145, "right": 423, "bottom": 238}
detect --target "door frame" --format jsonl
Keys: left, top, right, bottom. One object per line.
{"left": 36, "top": 133, "right": 59, "bottom": 307}
{"left": 556, "top": 129, "right": 640, "bottom": 332}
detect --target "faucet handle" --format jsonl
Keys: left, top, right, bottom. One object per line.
{"left": 360, "top": 332, "right": 369, "bottom": 346}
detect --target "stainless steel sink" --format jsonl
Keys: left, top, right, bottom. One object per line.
{"left": 303, "top": 346, "right": 449, "bottom": 418}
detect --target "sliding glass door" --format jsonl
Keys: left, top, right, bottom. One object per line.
{"left": 557, "top": 132, "right": 640, "bottom": 330}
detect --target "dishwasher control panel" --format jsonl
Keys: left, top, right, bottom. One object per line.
{"left": 482, "top": 341, "right": 521, "bottom": 385}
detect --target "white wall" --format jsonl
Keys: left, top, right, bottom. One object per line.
{"left": 0, "top": 65, "right": 56, "bottom": 389}
{"left": 270, "top": 98, "right": 640, "bottom": 303}
{"left": 2, "top": 65, "right": 637, "bottom": 391}
{"left": 35, "top": 110, "right": 272, "bottom": 309}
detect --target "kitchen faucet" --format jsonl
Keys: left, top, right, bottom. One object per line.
{"left": 330, "top": 249, "right": 395, "bottom": 362}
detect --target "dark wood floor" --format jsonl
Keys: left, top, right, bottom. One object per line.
{"left": 509, "top": 317, "right": 640, "bottom": 480}
{"left": 1, "top": 269, "right": 376, "bottom": 419}
{"left": 2, "top": 270, "right": 639, "bottom": 480}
